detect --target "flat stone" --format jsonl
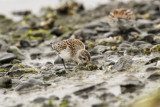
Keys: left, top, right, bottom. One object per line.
{"left": 0, "top": 52, "right": 16, "bottom": 64}
{"left": 111, "top": 56, "right": 133, "bottom": 72}
{"left": 33, "top": 97, "right": 48, "bottom": 103}
{"left": 147, "top": 73, "right": 160, "bottom": 80}
{"left": 15, "top": 82, "right": 34, "bottom": 91}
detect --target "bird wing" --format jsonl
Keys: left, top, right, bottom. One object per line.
{"left": 65, "top": 39, "right": 85, "bottom": 50}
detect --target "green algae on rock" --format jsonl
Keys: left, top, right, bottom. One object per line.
{"left": 8, "top": 46, "right": 25, "bottom": 60}
{"left": 151, "top": 44, "right": 160, "bottom": 53}
{"left": 77, "top": 63, "right": 99, "bottom": 71}
{"left": 0, "top": 69, "right": 9, "bottom": 72}
{"left": 26, "top": 29, "right": 51, "bottom": 40}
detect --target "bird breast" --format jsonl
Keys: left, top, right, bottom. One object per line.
{"left": 59, "top": 49, "right": 71, "bottom": 60}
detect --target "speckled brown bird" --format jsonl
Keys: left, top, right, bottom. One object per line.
{"left": 108, "top": 8, "right": 135, "bottom": 28}
{"left": 51, "top": 39, "right": 91, "bottom": 68}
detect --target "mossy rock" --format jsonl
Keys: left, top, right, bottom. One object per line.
{"left": 88, "top": 42, "right": 95, "bottom": 49}
{"left": 59, "top": 101, "right": 69, "bottom": 107}
{"left": 143, "top": 47, "right": 151, "bottom": 55}
{"left": 8, "top": 68, "right": 38, "bottom": 77}
{"left": 0, "top": 69, "right": 9, "bottom": 72}
{"left": 151, "top": 44, "right": 160, "bottom": 52}
{"left": 106, "top": 46, "right": 117, "bottom": 51}
{"left": 26, "top": 29, "right": 51, "bottom": 40}
{"left": 134, "top": 34, "right": 140, "bottom": 39}
{"left": 98, "top": 41, "right": 118, "bottom": 46}
{"left": 0, "top": 17, "right": 15, "bottom": 34}
{"left": 77, "top": 63, "right": 99, "bottom": 71}
{"left": 9, "top": 46, "right": 25, "bottom": 60}
{"left": 19, "top": 68, "right": 38, "bottom": 73}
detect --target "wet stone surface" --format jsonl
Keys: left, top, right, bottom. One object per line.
{"left": 0, "top": 0, "right": 160, "bottom": 107}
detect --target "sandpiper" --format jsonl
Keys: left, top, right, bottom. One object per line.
{"left": 51, "top": 39, "right": 91, "bottom": 69}
{"left": 108, "top": 8, "right": 135, "bottom": 29}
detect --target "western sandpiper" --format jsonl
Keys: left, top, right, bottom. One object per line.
{"left": 108, "top": 8, "right": 135, "bottom": 29}
{"left": 51, "top": 39, "right": 91, "bottom": 69}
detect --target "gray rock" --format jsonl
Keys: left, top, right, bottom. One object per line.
{"left": 104, "top": 60, "right": 115, "bottom": 66}
{"left": 50, "top": 27, "right": 62, "bottom": 36}
{"left": 27, "top": 78, "right": 42, "bottom": 85}
{"left": 120, "top": 76, "right": 144, "bottom": 93}
{"left": 15, "top": 82, "right": 34, "bottom": 91}
{"left": 62, "top": 95, "right": 71, "bottom": 102}
{"left": 139, "top": 33, "right": 154, "bottom": 43}
{"left": 96, "top": 27, "right": 109, "bottom": 33}
{"left": 145, "top": 66, "right": 160, "bottom": 72}
{"left": 92, "top": 103, "right": 108, "bottom": 107}
{"left": 98, "top": 93, "right": 114, "bottom": 101}
{"left": 92, "top": 45, "right": 107, "bottom": 54}
{"left": 111, "top": 56, "right": 133, "bottom": 72}
{"left": 126, "top": 47, "right": 141, "bottom": 56}
{"left": 103, "top": 32, "right": 114, "bottom": 38}
{"left": 0, "top": 52, "right": 16, "bottom": 64}
{"left": 74, "top": 82, "right": 105, "bottom": 96}
{"left": 82, "top": 29, "right": 97, "bottom": 37}
{"left": 132, "top": 41, "right": 149, "bottom": 47}
{"left": 85, "top": 22, "right": 105, "bottom": 29}
{"left": 55, "top": 69, "right": 67, "bottom": 76}
{"left": 8, "top": 68, "right": 37, "bottom": 77}
{"left": 0, "top": 39, "right": 8, "bottom": 51}
{"left": 30, "top": 52, "right": 41, "bottom": 60}
{"left": 137, "top": 19, "right": 153, "bottom": 29}
{"left": 0, "top": 64, "right": 13, "bottom": 70}
{"left": 8, "top": 46, "right": 25, "bottom": 60}
{"left": 48, "top": 95, "right": 60, "bottom": 100}
{"left": 118, "top": 43, "right": 131, "bottom": 51}
{"left": 40, "top": 62, "right": 54, "bottom": 72}
{"left": 20, "top": 40, "right": 31, "bottom": 48}
{"left": 0, "top": 72, "right": 6, "bottom": 77}
{"left": 145, "top": 57, "right": 160, "bottom": 65}
{"left": 7, "top": 69, "right": 25, "bottom": 77}
{"left": 148, "top": 28, "right": 160, "bottom": 34}
{"left": 13, "top": 104, "right": 23, "bottom": 107}
{"left": 154, "top": 38, "right": 160, "bottom": 44}
{"left": 33, "top": 97, "right": 48, "bottom": 103}
{"left": 91, "top": 55, "right": 104, "bottom": 61}
{"left": 0, "top": 76, "right": 12, "bottom": 88}
{"left": 104, "top": 51, "right": 116, "bottom": 57}
{"left": 147, "top": 73, "right": 160, "bottom": 80}
{"left": 12, "top": 79, "right": 21, "bottom": 87}
{"left": 15, "top": 26, "right": 30, "bottom": 35}
{"left": 54, "top": 56, "right": 62, "bottom": 64}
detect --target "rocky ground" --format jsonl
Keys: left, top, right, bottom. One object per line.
{"left": 0, "top": 0, "right": 160, "bottom": 107}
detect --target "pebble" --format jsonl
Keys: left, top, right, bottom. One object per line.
{"left": 15, "top": 82, "right": 34, "bottom": 91}
{"left": 0, "top": 76, "right": 12, "bottom": 88}
{"left": 50, "top": 27, "right": 62, "bottom": 36}
{"left": 120, "top": 76, "right": 144, "bottom": 93}
{"left": 147, "top": 73, "right": 160, "bottom": 80}
{"left": 145, "top": 66, "right": 160, "bottom": 72}
{"left": 111, "top": 56, "right": 133, "bottom": 72}
{"left": 20, "top": 40, "right": 31, "bottom": 48}
{"left": 33, "top": 97, "right": 48, "bottom": 103}
{"left": 48, "top": 95, "right": 60, "bottom": 100}
{"left": 0, "top": 52, "right": 16, "bottom": 64}
{"left": 7, "top": 46, "right": 25, "bottom": 60}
